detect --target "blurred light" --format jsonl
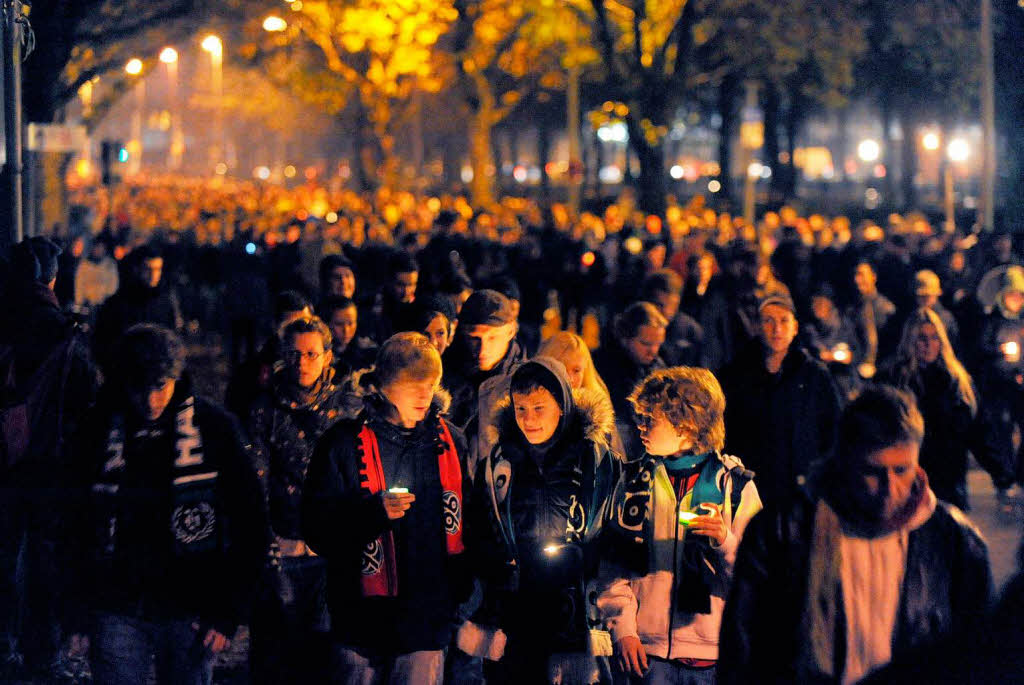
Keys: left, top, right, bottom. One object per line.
{"left": 512, "top": 165, "right": 528, "bottom": 183}
{"left": 1003, "top": 341, "right": 1020, "bottom": 361}
{"left": 304, "top": 166, "right": 318, "bottom": 181}
{"left": 263, "top": 16, "right": 287, "bottom": 32}
{"left": 201, "top": 35, "right": 223, "bottom": 57}
{"left": 747, "top": 162, "right": 763, "bottom": 178}
{"left": 857, "top": 139, "right": 880, "bottom": 162}
{"left": 325, "top": 212, "right": 339, "bottom": 224}
{"left": 125, "top": 58, "right": 143, "bottom": 75}
{"left": 118, "top": 148, "right": 129, "bottom": 163}
{"left": 707, "top": 179, "right": 722, "bottom": 193}
{"left": 922, "top": 132, "right": 940, "bottom": 151}
{"left": 526, "top": 167, "right": 541, "bottom": 182}
{"left": 581, "top": 251, "right": 596, "bottom": 267}
{"left": 963, "top": 196, "right": 977, "bottom": 210}
{"left": 948, "top": 138, "right": 969, "bottom": 162}
{"left": 543, "top": 544, "right": 561, "bottom": 556}
{"left": 75, "top": 159, "right": 92, "bottom": 178}
{"left": 873, "top": 164, "right": 886, "bottom": 178}
{"left": 624, "top": 236, "right": 643, "bottom": 254}
{"left": 669, "top": 165, "right": 684, "bottom": 180}
{"left": 254, "top": 166, "right": 271, "bottom": 180}
{"left": 291, "top": 1, "right": 303, "bottom": 10}
{"left": 865, "top": 188, "right": 880, "bottom": 202}
{"left": 245, "top": 242, "right": 257, "bottom": 255}
{"left": 760, "top": 165, "right": 772, "bottom": 179}
{"left": 215, "top": 162, "right": 228, "bottom": 175}
{"left": 159, "top": 47, "right": 178, "bottom": 64}
{"left": 283, "top": 165, "right": 297, "bottom": 178}
{"left": 597, "top": 122, "right": 628, "bottom": 143}
{"left": 460, "top": 165, "right": 474, "bottom": 183}
{"left": 598, "top": 165, "right": 622, "bottom": 183}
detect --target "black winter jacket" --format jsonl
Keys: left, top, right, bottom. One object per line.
{"left": 302, "top": 390, "right": 472, "bottom": 653}
{"left": 719, "top": 495, "right": 992, "bottom": 685}
{"left": 719, "top": 342, "right": 841, "bottom": 507}
{"left": 65, "top": 381, "right": 267, "bottom": 637}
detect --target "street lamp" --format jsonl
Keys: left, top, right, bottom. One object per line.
{"left": 160, "top": 47, "right": 181, "bottom": 169}
{"left": 201, "top": 35, "right": 224, "bottom": 172}
{"left": 943, "top": 138, "right": 971, "bottom": 234}
{"left": 263, "top": 16, "right": 287, "bottom": 32}
{"left": 857, "top": 139, "right": 880, "bottom": 163}
{"left": 948, "top": 138, "right": 970, "bottom": 163}
{"left": 922, "top": 132, "right": 940, "bottom": 151}
{"left": 125, "top": 58, "right": 145, "bottom": 175}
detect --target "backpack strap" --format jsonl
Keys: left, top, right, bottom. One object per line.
{"left": 727, "top": 464, "right": 756, "bottom": 517}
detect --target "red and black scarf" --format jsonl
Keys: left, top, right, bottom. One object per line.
{"left": 358, "top": 419, "right": 464, "bottom": 597}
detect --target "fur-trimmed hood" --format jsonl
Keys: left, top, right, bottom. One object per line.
{"left": 487, "top": 385, "right": 616, "bottom": 452}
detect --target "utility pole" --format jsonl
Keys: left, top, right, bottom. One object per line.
{"left": 2, "top": 0, "right": 24, "bottom": 250}
{"left": 980, "top": 0, "right": 995, "bottom": 231}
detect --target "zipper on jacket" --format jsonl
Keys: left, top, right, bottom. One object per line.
{"left": 666, "top": 487, "right": 681, "bottom": 660}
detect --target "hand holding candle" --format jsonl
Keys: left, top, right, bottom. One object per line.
{"left": 686, "top": 503, "right": 728, "bottom": 545}
{"left": 383, "top": 488, "right": 415, "bottom": 520}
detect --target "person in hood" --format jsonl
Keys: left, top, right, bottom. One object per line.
{"left": 598, "top": 367, "right": 761, "bottom": 685}
{"left": 719, "top": 385, "right": 992, "bottom": 685}
{"left": 92, "top": 244, "right": 183, "bottom": 374}
{"left": 63, "top": 324, "right": 266, "bottom": 685}
{"left": 303, "top": 332, "right": 472, "bottom": 685}
{"left": 442, "top": 289, "right": 526, "bottom": 477}
{"left": 247, "top": 315, "right": 352, "bottom": 683}
{"left": 469, "top": 357, "right": 617, "bottom": 684}
{"left": 975, "top": 265, "right": 1024, "bottom": 506}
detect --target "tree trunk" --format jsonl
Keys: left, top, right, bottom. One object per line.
{"left": 717, "top": 74, "right": 740, "bottom": 206}
{"left": 763, "top": 82, "right": 783, "bottom": 204}
{"left": 783, "top": 81, "right": 806, "bottom": 199}
{"left": 351, "top": 104, "right": 377, "bottom": 192}
{"left": 898, "top": 105, "right": 918, "bottom": 210}
{"left": 880, "top": 95, "right": 895, "bottom": 202}
{"left": 469, "top": 109, "right": 495, "bottom": 207}
{"left": 625, "top": 116, "right": 667, "bottom": 217}
{"left": 538, "top": 121, "right": 551, "bottom": 205}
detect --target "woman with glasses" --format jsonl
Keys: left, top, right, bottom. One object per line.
{"left": 598, "top": 368, "right": 762, "bottom": 685}
{"left": 246, "top": 315, "right": 351, "bottom": 683}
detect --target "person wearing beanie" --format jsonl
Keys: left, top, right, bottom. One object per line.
{"left": 442, "top": 289, "right": 525, "bottom": 477}
{"left": 393, "top": 294, "right": 458, "bottom": 357}
{"left": 468, "top": 357, "right": 617, "bottom": 684}
{"left": 718, "top": 293, "right": 841, "bottom": 507}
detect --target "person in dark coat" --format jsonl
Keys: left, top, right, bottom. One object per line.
{"left": 719, "top": 293, "right": 841, "bottom": 508}
{"left": 719, "top": 386, "right": 992, "bottom": 685}
{"left": 319, "top": 296, "right": 378, "bottom": 383}
{"left": 878, "top": 308, "right": 978, "bottom": 510}
{"left": 362, "top": 250, "right": 419, "bottom": 345}
{"left": 63, "top": 325, "right": 266, "bottom": 685}
{"left": 246, "top": 315, "right": 352, "bottom": 683}
{"left": 594, "top": 301, "right": 669, "bottom": 460}
{"left": 1, "top": 238, "right": 97, "bottom": 680}
{"left": 303, "top": 333, "right": 472, "bottom": 684}
{"left": 224, "top": 290, "right": 313, "bottom": 421}
{"left": 681, "top": 251, "right": 733, "bottom": 371}
{"left": 848, "top": 260, "right": 897, "bottom": 379}
{"left": 803, "top": 288, "right": 862, "bottom": 401}
{"left": 469, "top": 357, "right": 618, "bottom": 684}
{"left": 641, "top": 269, "right": 704, "bottom": 367}
{"left": 442, "top": 289, "right": 525, "bottom": 477}
{"left": 92, "top": 244, "right": 183, "bottom": 373}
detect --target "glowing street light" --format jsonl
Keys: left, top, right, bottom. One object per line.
{"left": 124, "top": 58, "right": 143, "bottom": 75}
{"left": 922, "top": 132, "right": 941, "bottom": 151}
{"left": 263, "top": 16, "right": 287, "bottom": 32}
{"left": 159, "top": 47, "right": 178, "bottom": 64}
{"left": 857, "top": 139, "right": 880, "bottom": 163}
{"left": 948, "top": 139, "right": 970, "bottom": 163}
{"left": 201, "top": 34, "right": 223, "bottom": 57}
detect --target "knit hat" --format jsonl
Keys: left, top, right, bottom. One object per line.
{"left": 914, "top": 270, "right": 942, "bottom": 296}
{"left": 459, "top": 289, "right": 516, "bottom": 327}
{"left": 10, "top": 237, "right": 62, "bottom": 284}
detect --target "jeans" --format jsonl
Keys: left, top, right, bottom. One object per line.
{"left": 91, "top": 612, "right": 214, "bottom": 685}
{"left": 614, "top": 658, "right": 716, "bottom": 685}
{"left": 250, "top": 555, "right": 331, "bottom": 684}
{"left": 329, "top": 644, "right": 444, "bottom": 685}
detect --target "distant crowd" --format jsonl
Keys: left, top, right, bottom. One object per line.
{"left": 1, "top": 176, "right": 1023, "bottom": 684}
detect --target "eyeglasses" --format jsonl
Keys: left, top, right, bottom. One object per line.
{"left": 283, "top": 350, "right": 324, "bottom": 363}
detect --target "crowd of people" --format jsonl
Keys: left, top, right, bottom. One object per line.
{"left": 2, "top": 175, "right": 1023, "bottom": 684}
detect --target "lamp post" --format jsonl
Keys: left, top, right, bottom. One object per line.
{"left": 947, "top": 138, "right": 970, "bottom": 234}
{"left": 159, "top": 47, "right": 180, "bottom": 170}
{"left": 125, "top": 58, "right": 144, "bottom": 175}
{"left": 3, "top": 0, "right": 26, "bottom": 246}
{"left": 201, "top": 35, "right": 223, "bottom": 172}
